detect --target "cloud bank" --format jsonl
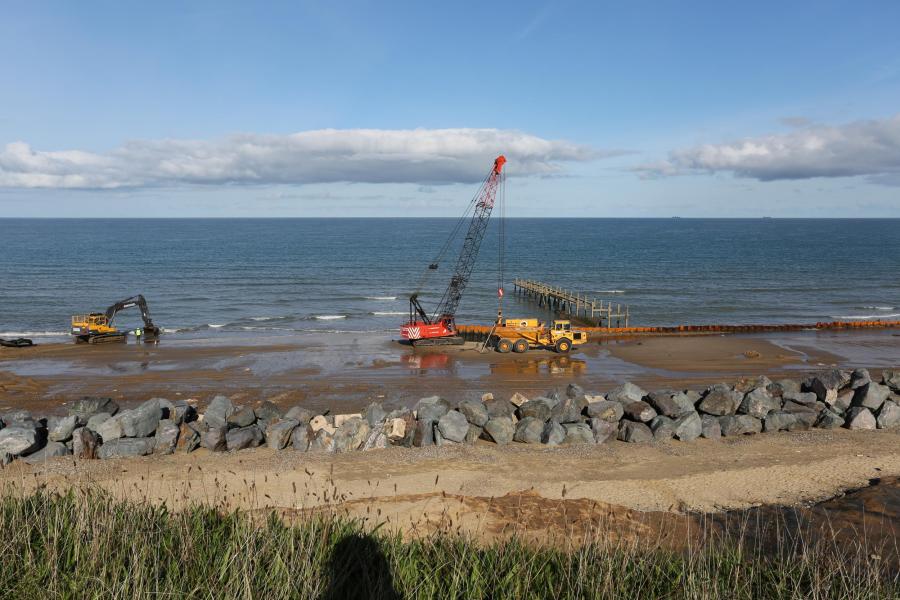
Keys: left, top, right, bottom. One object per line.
{"left": 0, "top": 128, "right": 600, "bottom": 189}
{"left": 637, "top": 114, "right": 900, "bottom": 182}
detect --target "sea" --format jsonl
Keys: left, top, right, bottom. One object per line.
{"left": 1, "top": 218, "right": 898, "bottom": 343}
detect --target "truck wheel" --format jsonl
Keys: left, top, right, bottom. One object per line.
{"left": 496, "top": 338, "right": 513, "bottom": 353}
{"left": 512, "top": 339, "right": 529, "bottom": 353}
{"left": 555, "top": 338, "right": 572, "bottom": 353}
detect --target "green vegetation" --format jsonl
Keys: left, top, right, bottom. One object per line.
{"left": 0, "top": 491, "right": 895, "bottom": 599}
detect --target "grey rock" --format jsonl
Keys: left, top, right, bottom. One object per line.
{"left": 719, "top": 415, "right": 762, "bottom": 436}
{"left": 465, "top": 424, "right": 483, "bottom": 444}
{"left": 649, "top": 415, "right": 676, "bottom": 440}
{"left": 698, "top": 385, "right": 743, "bottom": 416}
{"left": 457, "top": 398, "right": 489, "bottom": 426}
{"left": 852, "top": 382, "right": 890, "bottom": 411}
{"left": 673, "top": 411, "right": 703, "bottom": 442}
{"left": 413, "top": 419, "right": 435, "bottom": 447}
{"left": 514, "top": 416, "right": 544, "bottom": 444}
{"left": 783, "top": 400, "right": 818, "bottom": 415}
{"left": 437, "top": 411, "right": 469, "bottom": 443}
{"left": 767, "top": 379, "right": 800, "bottom": 398}
{"left": 72, "top": 427, "right": 99, "bottom": 459}
{"left": 308, "top": 428, "right": 335, "bottom": 452}
{"left": 203, "top": 395, "right": 235, "bottom": 430}
{"left": 589, "top": 418, "right": 617, "bottom": 443}
{"left": 808, "top": 370, "right": 844, "bottom": 404}
{"left": 266, "top": 419, "right": 299, "bottom": 450}
{"left": 816, "top": 410, "right": 845, "bottom": 429}
{"left": 541, "top": 420, "right": 566, "bottom": 445}
{"left": 585, "top": 400, "right": 624, "bottom": 422}
{"left": 739, "top": 388, "right": 781, "bottom": 419}
{"left": 563, "top": 423, "right": 594, "bottom": 444}
{"left": 850, "top": 368, "right": 872, "bottom": 390}
{"left": 734, "top": 375, "right": 772, "bottom": 394}
{"left": 154, "top": 419, "right": 180, "bottom": 455}
{"left": 361, "top": 428, "right": 389, "bottom": 451}
{"left": 782, "top": 391, "right": 818, "bottom": 406}
{"left": 291, "top": 424, "right": 313, "bottom": 451}
{"left": 483, "top": 416, "right": 515, "bottom": 445}
{"left": 700, "top": 415, "right": 721, "bottom": 439}
{"left": 226, "top": 425, "right": 264, "bottom": 451}
{"left": 200, "top": 426, "right": 227, "bottom": 452}
{"left": 882, "top": 370, "right": 900, "bottom": 392}
{"left": 23, "top": 441, "right": 70, "bottom": 464}
{"left": 284, "top": 405, "right": 314, "bottom": 423}
{"left": 484, "top": 397, "right": 517, "bottom": 419}
{"left": 876, "top": 400, "right": 900, "bottom": 429}
{"left": 363, "top": 402, "right": 387, "bottom": 428}
{"left": 227, "top": 406, "right": 257, "bottom": 429}
{"left": 156, "top": 398, "right": 175, "bottom": 420}
{"left": 617, "top": 420, "right": 653, "bottom": 443}
{"left": 415, "top": 396, "right": 451, "bottom": 422}
{"left": 622, "top": 401, "right": 657, "bottom": 423}
{"left": 170, "top": 400, "right": 196, "bottom": 426}
{"left": 518, "top": 398, "right": 554, "bottom": 422}
{"left": 647, "top": 390, "right": 694, "bottom": 418}
{"left": 566, "top": 383, "right": 585, "bottom": 399}
{"left": 95, "top": 416, "right": 124, "bottom": 442}
{"left": 829, "top": 391, "right": 854, "bottom": 415}
{"left": 255, "top": 400, "right": 282, "bottom": 425}
{"left": 550, "top": 396, "right": 587, "bottom": 423}
{"left": 99, "top": 437, "right": 155, "bottom": 459}
{"left": 606, "top": 382, "right": 647, "bottom": 404}
{"left": 763, "top": 411, "right": 798, "bottom": 432}
{"left": 69, "top": 396, "right": 119, "bottom": 419}
{"left": 177, "top": 422, "right": 201, "bottom": 453}
{"left": 333, "top": 418, "right": 370, "bottom": 452}
{"left": 86, "top": 412, "right": 112, "bottom": 431}
{"left": 846, "top": 407, "right": 876, "bottom": 430}
{"left": 1, "top": 410, "right": 36, "bottom": 428}
{"left": 47, "top": 415, "right": 78, "bottom": 442}
{"left": 119, "top": 399, "right": 162, "bottom": 438}
{"left": 791, "top": 411, "right": 818, "bottom": 429}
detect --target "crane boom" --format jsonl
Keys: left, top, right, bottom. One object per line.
{"left": 401, "top": 155, "right": 505, "bottom": 344}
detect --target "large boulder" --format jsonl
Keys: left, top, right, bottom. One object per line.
{"left": 254, "top": 400, "right": 282, "bottom": 427}
{"left": 413, "top": 419, "right": 435, "bottom": 447}
{"left": 465, "top": 424, "right": 483, "bottom": 444}
{"left": 698, "top": 385, "right": 742, "bottom": 416}
{"left": 484, "top": 397, "right": 517, "bottom": 419}
{"left": 566, "top": 383, "right": 585, "bottom": 399}
{"left": 646, "top": 390, "right": 695, "bottom": 418}
{"left": 47, "top": 415, "right": 78, "bottom": 442}
{"left": 1, "top": 410, "right": 37, "bottom": 429}
{"left": 72, "top": 427, "right": 99, "bottom": 459}
{"left": 541, "top": 420, "right": 566, "bottom": 445}
{"left": 562, "top": 423, "right": 594, "bottom": 444}
{"left": 739, "top": 388, "right": 781, "bottom": 419}
{"left": 154, "top": 419, "right": 180, "bottom": 455}
{"left": 846, "top": 407, "right": 876, "bottom": 430}
{"left": 291, "top": 424, "right": 313, "bottom": 451}
{"left": 514, "top": 417, "right": 544, "bottom": 444}
{"left": 882, "top": 370, "right": 900, "bottom": 392}
{"left": 227, "top": 406, "right": 257, "bottom": 429}
{"left": 457, "top": 398, "right": 489, "bottom": 426}
{"left": 589, "top": 418, "right": 617, "bottom": 443}
{"left": 763, "top": 411, "right": 798, "bottom": 432}
{"left": 177, "top": 422, "right": 201, "bottom": 453}
{"left": 782, "top": 391, "right": 818, "bottom": 406}
{"left": 509, "top": 392, "right": 530, "bottom": 407}
{"left": 550, "top": 396, "right": 587, "bottom": 424}
{"left": 829, "top": 391, "right": 854, "bottom": 415}
{"left": 767, "top": 379, "right": 800, "bottom": 398}
{"left": 284, "top": 405, "right": 314, "bottom": 424}
{"left": 266, "top": 419, "right": 299, "bottom": 450}
{"left": 850, "top": 368, "right": 871, "bottom": 390}
{"left": 0, "top": 427, "right": 40, "bottom": 457}
{"left": 606, "top": 382, "right": 647, "bottom": 404}
{"left": 415, "top": 396, "right": 451, "bottom": 422}
{"left": 649, "top": 416, "right": 675, "bottom": 440}
{"left": 203, "top": 395, "right": 235, "bottom": 430}
{"left": 23, "top": 441, "right": 70, "bottom": 464}
{"left": 816, "top": 410, "right": 845, "bottom": 429}
{"left": 807, "top": 370, "right": 844, "bottom": 404}
{"left": 68, "top": 396, "right": 119, "bottom": 420}
{"left": 585, "top": 400, "right": 624, "bottom": 422}
{"left": 119, "top": 399, "right": 162, "bottom": 438}
{"left": 333, "top": 418, "right": 370, "bottom": 452}
{"left": 95, "top": 415, "right": 124, "bottom": 442}
{"left": 617, "top": 420, "right": 652, "bottom": 443}
{"left": 86, "top": 412, "right": 111, "bottom": 431}
{"left": 99, "top": 437, "right": 155, "bottom": 459}
{"left": 622, "top": 401, "right": 656, "bottom": 423}
{"left": 361, "top": 402, "right": 386, "bottom": 428}
{"left": 673, "top": 411, "right": 703, "bottom": 442}
{"left": 309, "top": 428, "right": 335, "bottom": 452}
{"left": 483, "top": 416, "right": 515, "bottom": 445}
{"left": 701, "top": 415, "right": 721, "bottom": 439}
{"left": 170, "top": 400, "right": 197, "bottom": 426}
{"left": 852, "top": 383, "right": 890, "bottom": 411}
{"left": 518, "top": 398, "right": 555, "bottom": 422}
{"left": 226, "top": 425, "right": 264, "bottom": 451}
{"left": 719, "top": 415, "right": 762, "bottom": 436}
{"left": 876, "top": 400, "right": 900, "bottom": 429}
{"left": 200, "top": 426, "right": 227, "bottom": 452}
{"left": 437, "top": 411, "right": 469, "bottom": 443}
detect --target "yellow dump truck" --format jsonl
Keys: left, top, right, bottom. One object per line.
{"left": 490, "top": 318, "right": 588, "bottom": 353}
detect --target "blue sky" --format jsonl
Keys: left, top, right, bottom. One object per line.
{"left": 1, "top": 0, "right": 899, "bottom": 217}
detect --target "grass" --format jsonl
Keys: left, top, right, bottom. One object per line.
{"left": 0, "top": 490, "right": 896, "bottom": 599}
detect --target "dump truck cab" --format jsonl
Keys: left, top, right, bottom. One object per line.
{"left": 491, "top": 318, "right": 588, "bottom": 354}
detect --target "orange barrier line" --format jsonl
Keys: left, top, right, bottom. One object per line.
{"left": 456, "top": 320, "right": 900, "bottom": 336}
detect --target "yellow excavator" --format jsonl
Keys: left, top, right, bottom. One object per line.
{"left": 71, "top": 295, "right": 160, "bottom": 344}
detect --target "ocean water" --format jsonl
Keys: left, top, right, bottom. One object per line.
{"left": 1, "top": 218, "right": 898, "bottom": 343}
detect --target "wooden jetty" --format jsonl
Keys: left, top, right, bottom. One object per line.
{"left": 512, "top": 278, "right": 629, "bottom": 327}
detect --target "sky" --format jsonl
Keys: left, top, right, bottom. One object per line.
{"left": 1, "top": 0, "right": 899, "bottom": 217}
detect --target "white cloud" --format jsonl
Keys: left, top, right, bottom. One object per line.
{"left": 0, "top": 128, "right": 602, "bottom": 189}
{"left": 636, "top": 114, "right": 900, "bottom": 183}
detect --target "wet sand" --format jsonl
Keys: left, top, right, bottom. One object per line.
{"left": 2, "top": 329, "right": 898, "bottom": 415}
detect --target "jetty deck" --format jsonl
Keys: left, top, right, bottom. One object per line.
{"left": 512, "top": 278, "right": 629, "bottom": 327}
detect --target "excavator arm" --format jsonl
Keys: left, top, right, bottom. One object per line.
{"left": 104, "top": 295, "right": 159, "bottom": 339}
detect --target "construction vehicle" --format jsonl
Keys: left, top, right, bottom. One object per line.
{"left": 488, "top": 318, "right": 588, "bottom": 353}
{"left": 71, "top": 295, "right": 160, "bottom": 344}
{"left": 400, "top": 155, "right": 506, "bottom": 346}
